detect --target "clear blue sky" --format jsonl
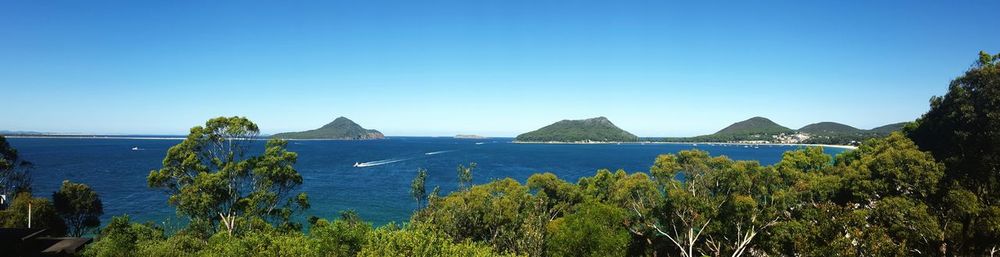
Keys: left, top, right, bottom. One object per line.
{"left": 1, "top": 1, "right": 998, "bottom": 137}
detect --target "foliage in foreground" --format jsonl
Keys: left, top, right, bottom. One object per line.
{"left": 2, "top": 135, "right": 104, "bottom": 237}
{"left": 53, "top": 180, "right": 104, "bottom": 237}
{"left": 84, "top": 133, "right": 967, "bottom": 257}
{"left": 146, "top": 116, "right": 310, "bottom": 235}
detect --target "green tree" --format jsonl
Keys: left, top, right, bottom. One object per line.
{"left": 574, "top": 169, "right": 662, "bottom": 256}
{"left": 0, "top": 192, "right": 67, "bottom": 236}
{"left": 83, "top": 215, "right": 174, "bottom": 257}
{"left": 52, "top": 180, "right": 104, "bottom": 236}
{"left": 146, "top": 117, "right": 308, "bottom": 235}
{"left": 639, "top": 150, "right": 788, "bottom": 257}
{"left": 545, "top": 202, "right": 630, "bottom": 257}
{"left": 763, "top": 147, "right": 848, "bottom": 256}
{"left": 457, "top": 162, "right": 476, "bottom": 190}
{"left": 643, "top": 152, "right": 723, "bottom": 257}
{"left": 1, "top": 135, "right": 33, "bottom": 202}
{"left": 774, "top": 146, "right": 831, "bottom": 174}
{"left": 199, "top": 229, "right": 316, "bottom": 257}
{"left": 414, "top": 178, "right": 545, "bottom": 256}
{"left": 411, "top": 168, "right": 428, "bottom": 209}
{"left": 357, "top": 225, "right": 518, "bottom": 257}
{"left": 526, "top": 172, "right": 583, "bottom": 220}
{"left": 771, "top": 134, "right": 945, "bottom": 256}
{"left": 908, "top": 51, "right": 1000, "bottom": 255}
{"left": 838, "top": 133, "right": 944, "bottom": 205}
{"left": 309, "top": 210, "right": 373, "bottom": 257}
{"left": 841, "top": 133, "right": 946, "bottom": 255}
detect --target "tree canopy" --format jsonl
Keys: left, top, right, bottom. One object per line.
{"left": 908, "top": 50, "right": 1000, "bottom": 255}
{"left": 1, "top": 135, "right": 33, "bottom": 199}
{"left": 147, "top": 116, "right": 308, "bottom": 235}
{"left": 53, "top": 180, "right": 104, "bottom": 237}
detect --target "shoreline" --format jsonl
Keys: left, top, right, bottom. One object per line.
{"left": 4, "top": 135, "right": 857, "bottom": 150}
{"left": 512, "top": 141, "right": 858, "bottom": 150}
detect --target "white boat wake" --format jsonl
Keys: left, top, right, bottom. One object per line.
{"left": 354, "top": 158, "right": 410, "bottom": 168}
{"left": 425, "top": 150, "right": 454, "bottom": 155}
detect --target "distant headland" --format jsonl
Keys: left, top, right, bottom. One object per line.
{"left": 663, "top": 117, "right": 908, "bottom": 145}
{"left": 271, "top": 117, "right": 384, "bottom": 140}
{"left": 514, "top": 117, "right": 639, "bottom": 143}
{"left": 512, "top": 116, "right": 907, "bottom": 146}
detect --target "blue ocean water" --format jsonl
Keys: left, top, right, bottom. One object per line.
{"left": 7, "top": 137, "right": 846, "bottom": 226}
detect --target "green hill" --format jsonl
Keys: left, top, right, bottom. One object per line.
{"left": 798, "top": 122, "right": 863, "bottom": 135}
{"left": 272, "top": 117, "right": 384, "bottom": 140}
{"left": 714, "top": 117, "right": 793, "bottom": 135}
{"left": 798, "top": 122, "right": 912, "bottom": 145}
{"left": 869, "top": 122, "right": 909, "bottom": 134}
{"left": 515, "top": 117, "right": 639, "bottom": 142}
{"left": 679, "top": 117, "right": 793, "bottom": 142}
{"left": 660, "top": 117, "right": 913, "bottom": 144}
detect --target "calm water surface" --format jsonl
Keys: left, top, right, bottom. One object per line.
{"left": 8, "top": 137, "right": 847, "bottom": 225}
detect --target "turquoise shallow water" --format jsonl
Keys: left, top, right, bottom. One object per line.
{"left": 8, "top": 137, "right": 846, "bottom": 225}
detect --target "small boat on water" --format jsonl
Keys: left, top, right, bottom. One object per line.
{"left": 131, "top": 147, "right": 140, "bottom": 151}
{"left": 353, "top": 162, "right": 361, "bottom": 167}
{"left": 475, "top": 142, "right": 484, "bottom": 145}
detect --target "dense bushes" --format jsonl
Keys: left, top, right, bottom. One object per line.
{"left": 0, "top": 192, "right": 66, "bottom": 236}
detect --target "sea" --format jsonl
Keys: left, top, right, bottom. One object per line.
{"left": 6, "top": 137, "right": 847, "bottom": 226}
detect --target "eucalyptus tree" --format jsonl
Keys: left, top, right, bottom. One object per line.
{"left": 411, "top": 168, "right": 427, "bottom": 209}
{"left": 636, "top": 150, "right": 789, "bottom": 257}
{"left": 909, "top": 51, "right": 1000, "bottom": 255}
{"left": 0, "top": 192, "right": 66, "bottom": 235}
{"left": 574, "top": 169, "right": 661, "bottom": 256}
{"left": 147, "top": 116, "right": 308, "bottom": 235}
{"left": 831, "top": 133, "right": 945, "bottom": 255}
{"left": 545, "top": 202, "right": 630, "bottom": 257}
{"left": 413, "top": 178, "right": 546, "bottom": 256}
{"left": 457, "top": 162, "right": 476, "bottom": 190}
{"left": 52, "top": 180, "right": 104, "bottom": 237}
{"left": 526, "top": 172, "right": 583, "bottom": 221}
{"left": 0, "top": 135, "right": 33, "bottom": 201}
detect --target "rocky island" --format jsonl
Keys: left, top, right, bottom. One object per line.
{"left": 515, "top": 117, "right": 639, "bottom": 143}
{"left": 272, "top": 117, "right": 384, "bottom": 140}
